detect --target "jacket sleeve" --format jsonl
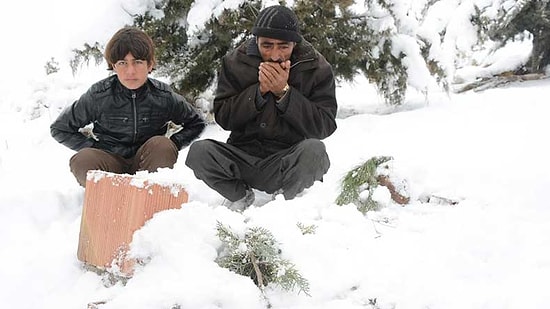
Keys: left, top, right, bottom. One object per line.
{"left": 277, "top": 57, "right": 338, "bottom": 139}
{"left": 168, "top": 93, "right": 206, "bottom": 149}
{"left": 213, "top": 57, "right": 261, "bottom": 131}
{"left": 50, "top": 90, "right": 97, "bottom": 152}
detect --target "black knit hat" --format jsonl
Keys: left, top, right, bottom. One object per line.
{"left": 251, "top": 5, "right": 302, "bottom": 43}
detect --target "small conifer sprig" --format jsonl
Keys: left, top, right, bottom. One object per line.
{"left": 296, "top": 222, "right": 317, "bottom": 235}
{"left": 215, "top": 222, "right": 310, "bottom": 296}
{"left": 69, "top": 42, "right": 104, "bottom": 75}
{"left": 336, "top": 156, "right": 393, "bottom": 214}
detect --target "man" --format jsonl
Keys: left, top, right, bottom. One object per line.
{"left": 186, "top": 5, "right": 337, "bottom": 209}
{"left": 51, "top": 27, "right": 205, "bottom": 187}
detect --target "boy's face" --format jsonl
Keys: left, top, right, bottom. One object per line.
{"left": 112, "top": 53, "right": 153, "bottom": 89}
{"left": 257, "top": 37, "right": 295, "bottom": 63}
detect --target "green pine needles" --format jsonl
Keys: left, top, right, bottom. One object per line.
{"left": 336, "top": 156, "right": 393, "bottom": 214}
{"left": 69, "top": 42, "right": 104, "bottom": 76}
{"left": 215, "top": 222, "right": 310, "bottom": 296}
{"left": 296, "top": 222, "right": 317, "bottom": 235}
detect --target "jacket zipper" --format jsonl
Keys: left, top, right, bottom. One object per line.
{"left": 132, "top": 92, "right": 137, "bottom": 143}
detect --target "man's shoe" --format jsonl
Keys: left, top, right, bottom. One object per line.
{"left": 223, "top": 189, "right": 255, "bottom": 211}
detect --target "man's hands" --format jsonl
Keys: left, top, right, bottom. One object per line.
{"left": 259, "top": 60, "right": 290, "bottom": 98}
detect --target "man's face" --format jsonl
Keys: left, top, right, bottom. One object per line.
{"left": 112, "top": 53, "right": 153, "bottom": 90}
{"left": 257, "top": 37, "right": 295, "bottom": 63}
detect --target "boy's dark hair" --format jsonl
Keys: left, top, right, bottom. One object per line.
{"left": 104, "top": 27, "right": 156, "bottom": 70}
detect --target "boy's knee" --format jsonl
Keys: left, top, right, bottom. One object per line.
{"left": 145, "top": 136, "right": 177, "bottom": 151}
{"left": 70, "top": 148, "right": 97, "bottom": 168}
{"left": 69, "top": 148, "right": 99, "bottom": 187}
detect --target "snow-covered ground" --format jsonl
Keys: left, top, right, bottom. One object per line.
{"left": 1, "top": 0, "right": 549, "bottom": 308}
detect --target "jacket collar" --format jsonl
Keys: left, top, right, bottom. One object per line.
{"left": 114, "top": 78, "right": 149, "bottom": 98}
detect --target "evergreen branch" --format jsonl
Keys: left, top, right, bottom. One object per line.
{"left": 336, "top": 156, "right": 393, "bottom": 213}
{"left": 296, "top": 222, "right": 317, "bottom": 235}
{"left": 216, "top": 222, "right": 310, "bottom": 296}
{"left": 69, "top": 42, "right": 104, "bottom": 75}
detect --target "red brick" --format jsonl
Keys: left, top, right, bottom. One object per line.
{"left": 77, "top": 170, "right": 188, "bottom": 276}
